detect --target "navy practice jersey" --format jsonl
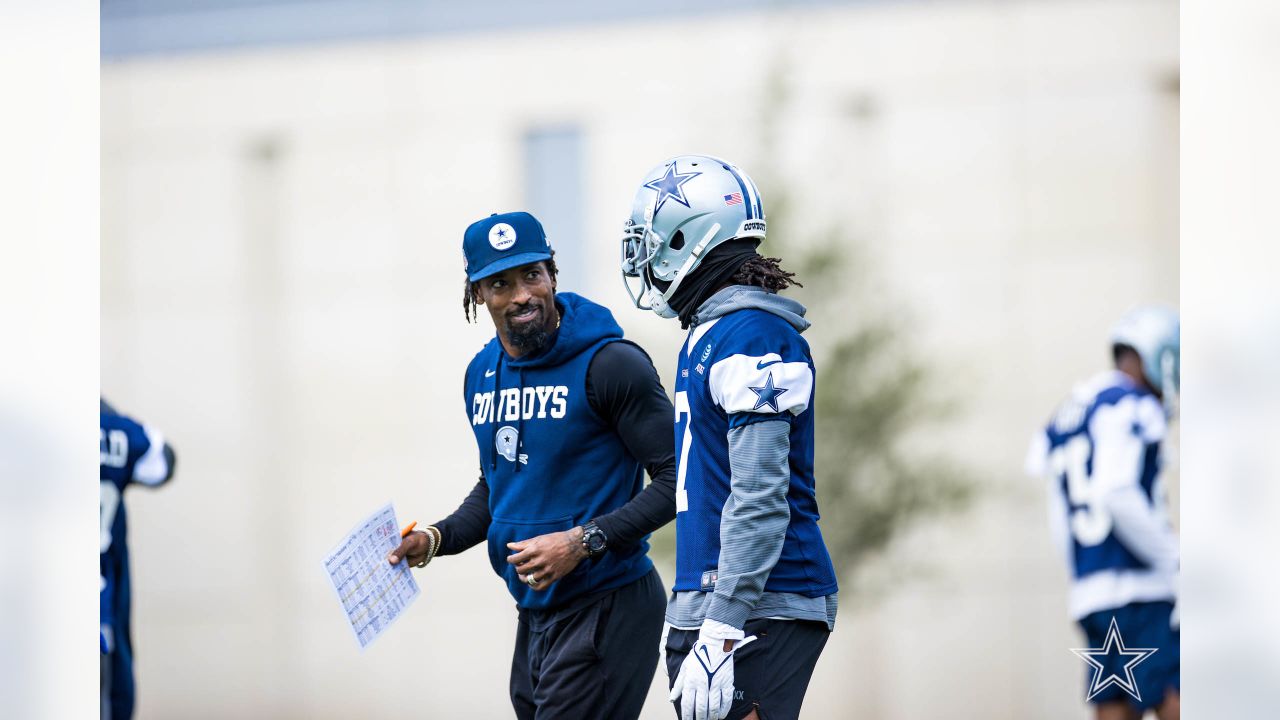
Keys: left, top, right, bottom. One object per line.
{"left": 672, "top": 309, "right": 838, "bottom": 597}
{"left": 101, "top": 405, "right": 173, "bottom": 719}
{"left": 1027, "top": 371, "right": 1177, "bottom": 619}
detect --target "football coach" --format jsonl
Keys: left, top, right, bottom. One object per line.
{"left": 389, "top": 211, "right": 677, "bottom": 720}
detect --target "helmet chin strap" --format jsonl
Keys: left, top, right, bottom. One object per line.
{"left": 646, "top": 223, "right": 722, "bottom": 318}
{"left": 647, "top": 288, "right": 678, "bottom": 318}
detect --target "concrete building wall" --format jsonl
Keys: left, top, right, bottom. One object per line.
{"left": 101, "top": 1, "right": 1177, "bottom": 717}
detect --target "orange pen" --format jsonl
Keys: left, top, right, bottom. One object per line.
{"left": 400, "top": 521, "right": 418, "bottom": 538}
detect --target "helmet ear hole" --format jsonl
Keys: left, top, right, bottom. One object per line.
{"left": 669, "top": 230, "right": 685, "bottom": 251}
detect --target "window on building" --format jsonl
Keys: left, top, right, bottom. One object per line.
{"left": 523, "top": 126, "right": 584, "bottom": 290}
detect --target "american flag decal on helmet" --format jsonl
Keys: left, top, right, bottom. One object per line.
{"left": 723, "top": 192, "right": 743, "bottom": 206}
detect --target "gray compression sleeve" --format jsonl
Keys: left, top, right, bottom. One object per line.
{"left": 704, "top": 418, "right": 791, "bottom": 629}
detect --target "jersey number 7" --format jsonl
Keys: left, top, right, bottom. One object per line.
{"left": 674, "top": 391, "right": 691, "bottom": 513}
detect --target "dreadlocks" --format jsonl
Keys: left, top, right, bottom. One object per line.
{"left": 463, "top": 255, "right": 560, "bottom": 323}
{"left": 730, "top": 254, "right": 802, "bottom": 292}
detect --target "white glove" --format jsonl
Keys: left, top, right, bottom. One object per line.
{"left": 669, "top": 620, "right": 757, "bottom": 720}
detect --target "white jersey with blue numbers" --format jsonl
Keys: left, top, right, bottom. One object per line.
{"left": 1027, "top": 370, "right": 1178, "bottom": 620}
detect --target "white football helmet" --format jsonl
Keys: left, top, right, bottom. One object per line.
{"left": 621, "top": 155, "right": 766, "bottom": 317}
{"left": 1111, "top": 305, "right": 1180, "bottom": 413}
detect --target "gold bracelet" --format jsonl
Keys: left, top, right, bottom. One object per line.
{"left": 426, "top": 526, "right": 442, "bottom": 562}
{"left": 414, "top": 526, "right": 441, "bottom": 568}
{"left": 415, "top": 529, "right": 436, "bottom": 568}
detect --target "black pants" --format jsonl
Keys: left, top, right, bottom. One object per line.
{"left": 511, "top": 568, "right": 666, "bottom": 720}
{"left": 666, "top": 618, "right": 830, "bottom": 720}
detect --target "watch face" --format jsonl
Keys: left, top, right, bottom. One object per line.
{"left": 586, "top": 531, "right": 606, "bottom": 553}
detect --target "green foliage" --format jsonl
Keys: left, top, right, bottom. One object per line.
{"left": 749, "top": 54, "right": 975, "bottom": 585}
{"left": 764, "top": 193, "right": 977, "bottom": 584}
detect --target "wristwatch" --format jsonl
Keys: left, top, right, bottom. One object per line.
{"left": 580, "top": 521, "right": 608, "bottom": 558}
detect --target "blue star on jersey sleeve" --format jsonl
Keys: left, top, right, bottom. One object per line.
{"left": 748, "top": 373, "right": 789, "bottom": 412}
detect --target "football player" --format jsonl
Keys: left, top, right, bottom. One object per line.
{"left": 100, "top": 399, "right": 177, "bottom": 720}
{"left": 388, "top": 212, "right": 678, "bottom": 719}
{"left": 621, "top": 155, "right": 839, "bottom": 720}
{"left": 1027, "top": 307, "right": 1180, "bottom": 720}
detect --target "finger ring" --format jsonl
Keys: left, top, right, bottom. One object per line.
{"left": 527, "top": 574, "right": 539, "bottom": 586}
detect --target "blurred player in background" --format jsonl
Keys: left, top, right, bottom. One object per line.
{"left": 100, "top": 399, "right": 177, "bottom": 720}
{"left": 388, "top": 211, "right": 677, "bottom": 720}
{"left": 1026, "top": 306, "right": 1180, "bottom": 720}
{"left": 621, "top": 155, "right": 839, "bottom": 720}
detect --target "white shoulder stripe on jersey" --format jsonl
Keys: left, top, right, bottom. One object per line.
{"left": 708, "top": 352, "right": 812, "bottom": 415}
{"left": 133, "top": 424, "right": 171, "bottom": 486}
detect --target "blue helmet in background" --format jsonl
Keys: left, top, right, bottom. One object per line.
{"left": 621, "top": 154, "right": 766, "bottom": 317}
{"left": 1111, "top": 305, "right": 1180, "bottom": 413}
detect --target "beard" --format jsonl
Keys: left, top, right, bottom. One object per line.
{"left": 505, "top": 303, "right": 554, "bottom": 355}
{"left": 508, "top": 323, "right": 553, "bottom": 354}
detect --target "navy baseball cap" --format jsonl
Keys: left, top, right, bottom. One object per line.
{"left": 462, "top": 211, "right": 553, "bottom": 281}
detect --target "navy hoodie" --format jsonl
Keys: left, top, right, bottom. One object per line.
{"left": 463, "top": 292, "right": 654, "bottom": 610}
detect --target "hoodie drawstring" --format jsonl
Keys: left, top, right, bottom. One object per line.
{"left": 489, "top": 357, "right": 502, "bottom": 471}
{"left": 514, "top": 368, "right": 525, "bottom": 474}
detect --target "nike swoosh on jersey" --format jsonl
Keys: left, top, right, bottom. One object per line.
{"left": 756, "top": 359, "right": 782, "bottom": 370}
{"left": 485, "top": 369, "right": 496, "bottom": 377}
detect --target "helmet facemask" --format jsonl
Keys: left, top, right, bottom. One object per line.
{"left": 622, "top": 210, "right": 729, "bottom": 318}
{"left": 620, "top": 214, "right": 674, "bottom": 316}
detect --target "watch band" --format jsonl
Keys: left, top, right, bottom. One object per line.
{"left": 581, "top": 521, "right": 607, "bottom": 558}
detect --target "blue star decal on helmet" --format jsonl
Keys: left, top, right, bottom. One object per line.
{"left": 748, "top": 373, "right": 789, "bottom": 413}
{"left": 643, "top": 162, "right": 701, "bottom": 213}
